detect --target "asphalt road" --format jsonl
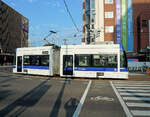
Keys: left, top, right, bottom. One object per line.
{"left": 0, "top": 72, "right": 88, "bottom": 117}
{"left": 0, "top": 72, "right": 150, "bottom": 117}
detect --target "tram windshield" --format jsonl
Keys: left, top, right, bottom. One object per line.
{"left": 120, "top": 51, "right": 127, "bottom": 68}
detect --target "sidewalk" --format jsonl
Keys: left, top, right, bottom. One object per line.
{"left": 0, "top": 65, "right": 13, "bottom": 68}
{"left": 0, "top": 65, "right": 13, "bottom": 72}
{"left": 129, "top": 73, "right": 150, "bottom": 81}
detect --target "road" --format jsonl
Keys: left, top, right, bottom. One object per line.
{"left": 0, "top": 72, "right": 150, "bottom": 117}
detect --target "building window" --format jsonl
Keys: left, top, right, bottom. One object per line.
{"left": 142, "top": 20, "right": 148, "bottom": 27}
{"left": 105, "top": 0, "right": 113, "bottom": 4}
{"left": 105, "top": 26, "right": 114, "bottom": 33}
{"left": 90, "top": 10, "right": 95, "bottom": 23}
{"left": 90, "top": 0, "right": 95, "bottom": 9}
{"left": 91, "top": 24, "right": 94, "bottom": 29}
{"left": 105, "top": 12, "right": 113, "bottom": 18}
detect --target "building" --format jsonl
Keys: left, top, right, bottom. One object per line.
{"left": 0, "top": 0, "right": 28, "bottom": 65}
{"left": 83, "top": 0, "right": 150, "bottom": 54}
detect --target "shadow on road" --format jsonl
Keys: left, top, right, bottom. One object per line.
{"left": 0, "top": 90, "right": 13, "bottom": 102}
{"left": 0, "top": 80, "right": 51, "bottom": 117}
{"left": 49, "top": 79, "right": 70, "bottom": 117}
{"left": 64, "top": 98, "right": 79, "bottom": 117}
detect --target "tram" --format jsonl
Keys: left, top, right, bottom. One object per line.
{"left": 13, "top": 46, "right": 60, "bottom": 76}
{"left": 60, "top": 44, "right": 128, "bottom": 79}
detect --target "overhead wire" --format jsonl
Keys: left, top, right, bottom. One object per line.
{"left": 62, "top": 0, "right": 80, "bottom": 32}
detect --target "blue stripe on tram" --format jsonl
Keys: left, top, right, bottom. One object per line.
{"left": 23, "top": 66, "right": 49, "bottom": 70}
{"left": 74, "top": 67, "right": 128, "bottom": 72}
{"left": 64, "top": 67, "right": 73, "bottom": 71}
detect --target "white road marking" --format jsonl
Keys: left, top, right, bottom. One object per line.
{"left": 73, "top": 80, "right": 92, "bottom": 117}
{"left": 131, "top": 110, "right": 150, "bottom": 116}
{"left": 126, "top": 102, "right": 150, "bottom": 107}
{"left": 24, "top": 78, "right": 32, "bottom": 80}
{"left": 123, "top": 97, "right": 150, "bottom": 101}
{"left": 112, "top": 81, "right": 150, "bottom": 117}
{"left": 116, "top": 87, "right": 150, "bottom": 89}
{"left": 40, "top": 79, "right": 46, "bottom": 81}
{"left": 114, "top": 81, "right": 150, "bottom": 84}
{"left": 115, "top": 84, "right": 150, "bottom": 87}
{"left": 110, "top": 81, "right": 133, "bottom": 117}
{"left": 114, "top": 83, "right": 150, "bottom": 85}
{"left": 118, "top": 89, "right": 150, "bottom": 93}
{"left": 120, "top": 92, "right": 150, "bottom": 96}
{"left": 90, "top": 96, "right": 114, "bottom": 102}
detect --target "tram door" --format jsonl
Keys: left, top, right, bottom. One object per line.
{"left": 17, "top": 56, "right": 22, "bottom": 72}
{"left": 63, "top": 55, "right": 73, "bottom": 75}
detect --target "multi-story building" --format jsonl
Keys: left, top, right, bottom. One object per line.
{"left": 0, "top": 0, "right": 28, "bottom": 54}
{"left": 0, "top": 0, "right": 28, "bottom": 65}
{"left": 83, "top": 0, "right": 150, "bottom": 53}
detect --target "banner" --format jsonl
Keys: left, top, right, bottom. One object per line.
{"left": 116, "top": 0, "right": 122, "bottom": 44}
{"left": 121, "top": 0, "right": 127, "bottom": 51}
{"left": 127, "top": 0, "right": 133, "bottom": 51}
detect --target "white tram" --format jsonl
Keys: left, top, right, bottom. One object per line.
{"left": 60, "top": 44, "right": 128, "bottom": 79}
{"left": 13, "top": 46, "right": 60, "bottom": 76}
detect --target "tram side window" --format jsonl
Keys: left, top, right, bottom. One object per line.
{"left": 41, "top": 55, "right": 49, "bottom": 66}
{"left": 24, "top": 56, "right": 30, "bottom": 65}
{"left": 93, "top": 55, "right": 104, "bottom": 67}
{"left": 23, "top": 55, "right": 49, "bottom": 66}
{"left": 93, "top": 54, "right": 117, "bottom": 67}
{"left": 75, "top": 55, "right": 91, "bottom": 67}
{"left": 64, "top": 55, "right": 73, "bottom": 67}
{"left": 30, "top": 55, "right": 40, "bottom": 66}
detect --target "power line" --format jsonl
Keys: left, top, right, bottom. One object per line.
{"left": 62, "top": 0, "right": 80, "bottom": 32}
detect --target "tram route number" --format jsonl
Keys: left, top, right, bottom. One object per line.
{"left": 97, "top": 72, "right": 104, "bottom": 76}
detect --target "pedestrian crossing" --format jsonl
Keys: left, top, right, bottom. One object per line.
{"left": 110, "top": 81, "right": 150, "bottom": 117}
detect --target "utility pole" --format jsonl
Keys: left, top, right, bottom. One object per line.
{"left": 0, "top": 0, "right": 2, "bottom": 53}
{"left": 63, "top": 39, "right": 68, "bottom": 55}
{"left": 63, "top": 39, "right": 67, "bottom": 45}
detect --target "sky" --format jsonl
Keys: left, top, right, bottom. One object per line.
{"left": 2, "top": 0, "right": 83, "bottom": 46}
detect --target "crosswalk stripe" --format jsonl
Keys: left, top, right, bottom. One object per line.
{"left": 116, "top": 87, "right": 150, "bottom": 89}
{"left": 114, "top": 81, "right": 150, "bottom": 84}
{"left": 123, "top": 97, "right": 150, "bottom": 101}
{"left": 131, "top": 110, "right": 150, "bottom": 116}
{"left": 115, "top": 84, "right": 150, "bottom": 87}
{"left": 112, "top": 81, "right": 150, "bottom": 117}
{"left": 126, "top": 102, "right": 150, "bottom": 107}
{"left": 118, "top": 89, "right": 150, "bottom": 93}
{"left": 110, "top": 81, "right": 133, "bottom": 117}
{"left": 114, "top": 84, "right": 150, "bottom": 86}
{"left": 120, "top": 92, "right": 150, "bottom": 96}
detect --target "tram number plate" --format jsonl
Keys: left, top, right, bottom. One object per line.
{"left": 97, "top": 72, "right": 104, "bottom": 76}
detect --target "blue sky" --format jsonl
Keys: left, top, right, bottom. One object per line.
{"left": 3, "top": 0, "right": 83, "bottom": 46}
